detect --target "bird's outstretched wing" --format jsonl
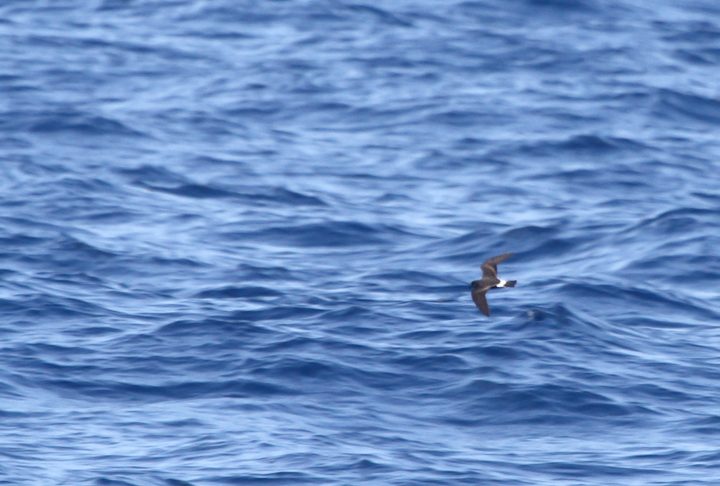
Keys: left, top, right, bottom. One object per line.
{"left": 481, "top": 253, "right": 514, "bottom": 279}
{"left": 472, "top": 290, "right": 490, "bottom": 316}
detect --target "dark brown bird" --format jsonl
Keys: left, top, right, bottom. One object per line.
{"left": 470, "top": 253, "right": 517, "bottom": 316}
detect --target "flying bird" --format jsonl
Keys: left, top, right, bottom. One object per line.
{"left": 470, "top": 253, "right": 517, "bottom": 316}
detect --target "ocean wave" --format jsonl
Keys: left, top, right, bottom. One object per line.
{"left": 2, "top": 0, "right": 720, "bottom": 484}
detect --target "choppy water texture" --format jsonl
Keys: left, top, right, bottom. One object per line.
{"left": 2, "top": 1, "right": 720, "bottom": 485}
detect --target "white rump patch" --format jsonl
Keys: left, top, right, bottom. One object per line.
{"left": 497, "top": 279, "right": 508, "bottom": 288}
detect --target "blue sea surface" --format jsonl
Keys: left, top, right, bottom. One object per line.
{"left": 2, "top": 1, "right": 720, "bottom": 484}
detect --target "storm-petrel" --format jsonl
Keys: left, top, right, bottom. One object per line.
{"left": 470, "top": 253, "right": 517, "bottom": 316}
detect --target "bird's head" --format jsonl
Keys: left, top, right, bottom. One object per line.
{"left": 470, "top": 280, "right": 480, "bottom": 290}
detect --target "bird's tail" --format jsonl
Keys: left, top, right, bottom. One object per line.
{"left": 504, "top": 280, "right": 517, "bottom": 287}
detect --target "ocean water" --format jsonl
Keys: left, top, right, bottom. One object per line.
{"left": 1, "top": 0, "right": 720, "bottom": 484}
